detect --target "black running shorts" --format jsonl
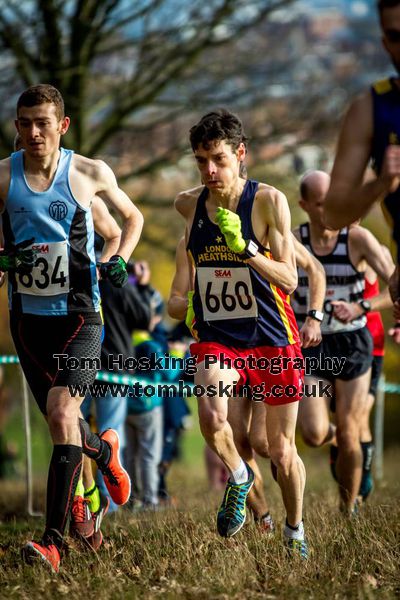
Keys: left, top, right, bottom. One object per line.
{"left": 10, "top": 311, "right": 102, "bottom": 415}
{"left": 302, "top": 327, "right": 373, "bottom": 382}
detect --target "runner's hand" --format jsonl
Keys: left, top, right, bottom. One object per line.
{"left": 388, "top": 321, "right": 400, "bottom": 344}
{"left": 99, "top": 255, "right": 128, "bottom": 287}
{"left": 215, "top": 208, "right": 246, "bottom": 253}
{"left": 0, "top": 238, "right": 36, "bottom": 273}
{"left": 299, "top": 317, "right": 322, "bottom": 348}
{"left": 331, "top": 300, "right": 362, "bottom": 323}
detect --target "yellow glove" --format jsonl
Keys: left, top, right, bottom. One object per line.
{"left": 185, "top": 290, "right": 195, "bottom": 332}
{"left": 215, "top": 207, "right": 246, "bottom": 253}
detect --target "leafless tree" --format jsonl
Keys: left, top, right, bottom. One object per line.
{"left": 0, "top": 0, "right": 295, "bottom": 160}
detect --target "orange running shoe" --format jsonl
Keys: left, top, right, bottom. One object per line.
{"left": 98, "top": 429, "right": 131, "bottom": 505}
{"left": 70, "top": 496, "right": 94, "bottom": 539}
{"left": 22, "top": 541, "right": 60, "bottom": 573}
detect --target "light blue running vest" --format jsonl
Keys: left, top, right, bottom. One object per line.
{"left": 2, "top": 148, "right": 100, "bottom": 315}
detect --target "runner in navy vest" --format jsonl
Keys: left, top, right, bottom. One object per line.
{"left": 293, "top": 171, "right": 393, "bottom": 515}
{"left": 173, "top": 109, "right": 307, "bottom": 558}
{"left": 0, "top": 84, "right": 143, "bottom": 572}
{"left": 324, "top": 0, "right": 400, "bottom": 307}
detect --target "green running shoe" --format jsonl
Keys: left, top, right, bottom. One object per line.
{"left": 285, "top": 537, "right": 308, "bottom": 560}
{"left": 217, "top": 463, "right": 254, "bottom": 538}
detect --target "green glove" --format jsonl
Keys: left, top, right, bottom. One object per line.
{"left": 0, "top": 238, "right": 37, "bottom": 273}
{"left": 185, "top": 290, "right": 195, "bottom": 332}
{"left": 215, "top": 207, "right": 246, "bottom": 253}
{"left": 99, "top": 255, "right": 128, "bottom": 287}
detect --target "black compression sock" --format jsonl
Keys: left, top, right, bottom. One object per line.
{"left": 361, "top": 441, "right": 374, "bottom": 472}
{"left": 79, "top": 418, "right": 111, "bottom": 465}
{"left": 45, "top": 444, "right": 82, "bottom": 549}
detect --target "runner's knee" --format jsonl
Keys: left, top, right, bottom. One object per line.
{"left": 301, "top": 425, "right": 327, "bottom": 448}
{"left": 47, "top": 404, "right": 77, "bottom": 434}
{"left": 199, "top": 406, "right": 227, "bottom": 436}
{"left": 269, "top": 438, "right": 296, "bottom": 477}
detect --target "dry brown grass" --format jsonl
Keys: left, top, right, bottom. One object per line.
{"left": 0, "top": 449, "right": 399, "bottom": 600}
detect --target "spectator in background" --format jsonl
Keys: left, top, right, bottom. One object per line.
{"left": 158, "top": 323, "right": 191, "bottom": 505}
{"left": 125, "top": 290, "right": 165, "bottom": 510}
{"left": 81, "top": 235, "right": 153, "bottom": 512}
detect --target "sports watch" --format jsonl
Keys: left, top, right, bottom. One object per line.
{"left": 307, "top": 309, "right": 324, "bottom": 322}
{"left": 241, "top": 239, "right": 258, "bottom": 259}
{"left": 358, "top": 299, "right": 371, "bottom": 314}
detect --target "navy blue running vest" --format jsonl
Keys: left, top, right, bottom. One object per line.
{"left": 187, "top": 179, "right": 299, "bottom": 348}
{"left": 2, "top": 148, "right": 100, "bottom": 315}
{"left": 371, "top": 77, "right": 400, "bottom": 263}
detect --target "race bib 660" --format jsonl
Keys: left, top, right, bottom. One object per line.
{"left": 197, "top": 267, "right": 258, "bottom": 321}
{"left": 16, "top": 241, "right": 69, "bottom": 296}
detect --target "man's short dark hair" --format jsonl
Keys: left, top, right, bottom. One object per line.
{"left": 17, "top": 84, "right": 65, "bottom": 120}
{"left": 377, "top": 0, "right": 400, "bottom": 18}
{"left": 189, "top": 109, "right": 248, "bottom": 152}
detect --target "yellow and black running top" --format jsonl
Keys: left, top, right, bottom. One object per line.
{"left": 186, "top": 180, "right": 299, "bottom": 348}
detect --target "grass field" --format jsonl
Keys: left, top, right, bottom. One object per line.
{"left": 0, "top": 411, "right": 399, "bottom": 600}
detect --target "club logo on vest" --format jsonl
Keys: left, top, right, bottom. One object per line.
{"left": 49, "top": 200, "right": 68, "bottom": 221}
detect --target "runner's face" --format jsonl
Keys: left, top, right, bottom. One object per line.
{"left": 381, "top": 6, "right": 400, "bottom": 74}
{"left": 194, "top": 140, "right": 245, "bottom": 191}
{"left": 15, "top": 103, "right": 70, "bottom": 158}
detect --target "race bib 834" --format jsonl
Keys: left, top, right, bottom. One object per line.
{"left": 16, "top": 241, "right": 69, "bottom": 296}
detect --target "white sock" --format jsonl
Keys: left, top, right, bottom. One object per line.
{"left": 230, "top": 459, "right": 248, "bottom": 484}
{"left": 284, "top": 520, "right": 304, "bottom": 541}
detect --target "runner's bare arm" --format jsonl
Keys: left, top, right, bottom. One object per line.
{"left": 351, "top": 226, "right": 394, "bottom": 284}
{"left": 93, "top": 160, "right": 143, "bottom": 262}
{"left": 91, "top": 196, "right": 121, "bottom": 262}
{"left": 248, "top": 190, "right": 297, "bottom": 295}
{"left": 293, "top": 236, "right": 325, "bottom": 347}
{"left": 0, "top": 158, "right": 11, "bottom": 213}
{"left": 324, "top": 92, "right": 400, "bottom": 228}
{"left": 364, "top": 245, "right": 394, "bottom": 311}
{"left": 294, "top": 236, "right": 325, "bottom": 311}
{"left": 333, "top": 231, "right": 395, "bottom": 322}
{"left": 168, "top": 236, "right": 191, "bottom": 320}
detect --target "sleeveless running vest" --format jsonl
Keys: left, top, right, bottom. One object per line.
{"left": 371, "top": 77, "right": 400, "bottom": 262}
{"left": 291, "top": 223, "right": 366, "bottom": 334}
{"left": 2, "top": 148, "right": 100, "bottom": 316}
{"left": 187, "top": 180, "right": 299, "bottom": 348}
